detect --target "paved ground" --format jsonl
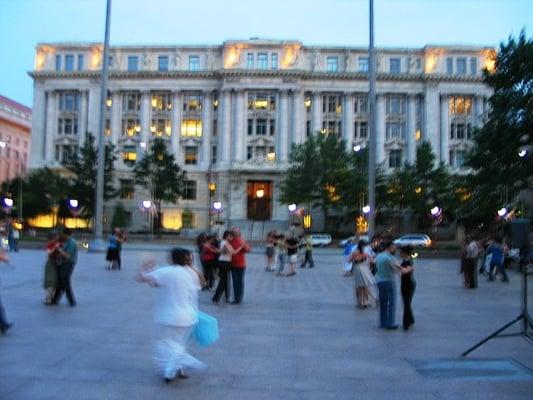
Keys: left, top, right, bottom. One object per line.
{"left": 0, "top": 248, "right": 532, "bottom": 400}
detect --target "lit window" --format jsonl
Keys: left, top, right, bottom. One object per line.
{"left": 389, "top": 58, "right": 401, "bottom": 74}
{"left": 122, "top": 145, "right": 137, "bottom": 165}
{"left": 271, "top": 53, "right": 278, "bottom": 70}
{"left": 151, "top": 92, "right": 172, "bottom": 111}
{"left": 65, "top": 54, "right": 74, "bottom": 71}
{"left": 247, "top": 53, "right": 254, "bottom": 69}
{"left": 326, "top": 56, "right": 338, "bottom": 72}
{"left": 258, "top": 53, "right": 268, "bottom": 70}
{"left": 55, "top": 55, "right": 61, "bottom": 71}
{"left": 470, "top": 58, "right": 477, "bottom": 75}
{"left": 183, "top": 180, "right": 197, "bottom": 200}
{"left": 184, "top": 146, "right": 198, "bottom": 165}
{"left": 122, "top": 118, "right": 140, "bottom": 137}
{"left": 78, "top": 54, "right": 84, "bottom": 71}
{"left": 181, "top": 119, "right": 202, "bottom": 137}
{"left": 189, "top": 55, "right": 200, "bottom": 71}
{"left": 128, "top": 56, "right": 139, "bottom": 72}
{"left": 389, "top": 149, "right": 403, "bottom": 168}
{"left": 151, "top": 118, "right": 171, "bottom": 137}
{"left": 456, "top": 58, "right": 467, "bottom": 75}
{"left": 446, "top": 57, "right": 453, "bottom": 75}
{"left": 183, "top": 93, "right": 202, "bottom": 111}
{"left": 358, "top": 57, "right": 369, "bottom": 72}
{"left": 158, "top": 56, "right": 169, "bottom": 71}
{"left": 449, "top": 96, "right": 472, "bottom": 115}
{"left": 119, "top": 179, "right": 135, "bottom": 199}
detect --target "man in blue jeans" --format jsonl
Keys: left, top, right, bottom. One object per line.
{"left": 375, "top": 240, "right": 405, "bottom": 330}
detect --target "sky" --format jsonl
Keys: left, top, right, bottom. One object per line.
{"left": 0, "top": 0, "right": 531, "bottom": 107}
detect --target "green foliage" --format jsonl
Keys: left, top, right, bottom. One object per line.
{"left": 133, "top": 139, "right": 187, "bottom": 228}
{"left": 465, "top": 30, "right": 533, "bottom": 228}
{"left": 111, "top": 202, "right": 130, "bottom": 229}
{"left": 181, "top": 208, "right": 194, "bottom": 229}
{"left": 62, "top": 133, "right": 118, "bottom": 218}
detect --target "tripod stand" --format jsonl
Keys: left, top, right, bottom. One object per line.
{"left": 462, "top": 253, "right": 533, "bottom": 357}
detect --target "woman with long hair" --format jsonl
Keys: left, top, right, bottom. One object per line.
{"left": 399, "top": 246, "right": 416, "bottom": 331}
{"left": 212, "top": 231, "right": 241, "bottom": 304}
{"left": 349, "top": 239, "right": 376, "bottom": 308}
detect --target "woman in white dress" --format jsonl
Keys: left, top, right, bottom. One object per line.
{"left": 349, "top": 240, "right": 376, "bottom": 308}
{"left": 136, "top": 248, "right": 206, "bottom": 383}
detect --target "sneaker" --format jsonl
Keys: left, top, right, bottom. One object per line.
{"left": 0, "top": 323, "right": 13, "bottom": 334}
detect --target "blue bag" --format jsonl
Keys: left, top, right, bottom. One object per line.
{"left": 194, "top": 311, "right": 219, "bottom": 347}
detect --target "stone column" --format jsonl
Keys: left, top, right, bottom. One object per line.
{"left": 218, "top": 89, "right": 231, "bottom": 167}
{"left": 278, "top": 90, "right": 289, "bottom": 163}
{"left": 407, "top": 93, "right": 417, "bottom": 164}
{"left": 440, "top": 94, "right": 450, "bottom": 164}
{"left": 376, "top": 94, "right": 386, "bottom": 165}
{"left": 201, "top": 91, "right": 212, "bottom": 168}
{"left": 87, "top": 85, "right": 100, "bottom": 140}
{"left": 292, "top": 89, "right": 305, "bottom": 144}
{"left": 343, "top": 92, "right": 354, "bottom": 151}
{"left": 424, "top": 84, "right": 440, "bottom": 160}
{"left": 45, "top": 90, "right": 57, "bottom": 164}
{"left": 140, "top": 90, "right": 151, "bottom": 144}
{"left": 311, "top": 91, "right": 322, "bottom": 134}
{"left": 474, "top": 95, "right": 484, "bottom": 127}
{"left": 233, "top": 90, "right": 245, "bottom": 163}
{"left": 78, "top": 90, "right": 88, "bottom": 147}
{"left": 30, "top": 82, "right": 45, "bottom": 168}
{"left": 111, "top": 91, "right": 122, "bottom": 145}
{"left": 171, "top": 90, "right": 182, "bottom": 159}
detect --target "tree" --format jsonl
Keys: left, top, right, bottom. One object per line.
{"left": 62, "top": 133, "right": 118, "bottom": 219}
{"left": 133, "top": 139, "right": 187, "bottom": 230}
{"left": 111, "top": 202, "right": 130, "bottom": 229}
{"left": 465, "top": 30, "right": 533, "bottom": 228}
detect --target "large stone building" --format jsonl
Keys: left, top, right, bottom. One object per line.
{"left": 0, "top": 94, "right": 31, "bottom": 186}
{"left": 29, "top": 39, "right": 494, "bottom": 234}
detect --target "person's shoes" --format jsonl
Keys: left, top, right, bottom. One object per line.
{"left": 386, "top": 325, "right": 399, "bottom": 330}
{"left": 69, "top": 301, "right": 77, "bottom": 307}
{"left": 502, "top": 278, "right": 510, "bottom": 283}
{"left": 231, "top": 301, "right": 241, "bottom": 305}
{"left": 212, "top": 298, "right": 219, "bottom": 304}
{"left": 1, "top": 323, "right": 13, "bottom": 334}
{"left": 300, "top": 265, "right": 306, "bottom": 268}
{"left": 164, "top": 376, "right": 175, "bottom": 383}
{"left": 177, "top": 369, "right": 189, "bottom": 379}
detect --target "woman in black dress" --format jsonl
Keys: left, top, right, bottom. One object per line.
{"left": 399, "top": 246, "right": 416, "bottom": 331}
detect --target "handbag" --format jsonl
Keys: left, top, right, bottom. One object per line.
{"left": 194, "top": 311, "right": 219, "bottom": 347}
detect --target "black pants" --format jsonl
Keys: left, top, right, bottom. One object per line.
{"left": 0, "top": 281, "right": 10, "bottom": 328}
{"left": 463, "top": 258, "right": 477, "bottom": 288}
{"left": 53, "top": 264, "right": 76, "bottom": 305}
{"left": 300, "top": 250, "right": 315, "bottom": 268}
{"left": 231, "top": 267, "right": 246, "bottom": 303}
{"left": 401, "top": 279, "right": 416, "bottom": 329}
{"left": 203, "top": 259, "right": 217, "bottom": 289}
{"left": 213, "top": 261, "right": 231, "bottom": 302}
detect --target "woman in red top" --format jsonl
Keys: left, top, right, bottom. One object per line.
{"left": 200, "top": 234, "right": 220, "bottom": 290}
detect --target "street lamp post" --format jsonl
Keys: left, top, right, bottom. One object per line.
{"left": 367, "top": 0, "right": 377, "bottom": 239}
{"left": 288, "top": 203, "right": 297, "bottom": 229}
{"left": 142, "top": 200, "right": 154, "bottom": 239}
{"left": 0, "top": 141, "right": 24, "bottom": 224}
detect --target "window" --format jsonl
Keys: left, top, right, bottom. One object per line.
{"left": 247, "top": 146, "right": 253, "bottom": 160}
{"left": 416, "top": 58, "right": 422, "bottom": 69}
{"left": 77, "top": 54, "right": 84, "bottom": 71}
{"left": 306, "top": 121, "right": 311, "bottom": 137}
{"left": 271, "top": 53, "right": 278, "bottom": 70}
{"left": 58, "top": 117, "right": 78, "bottom": 135}
{"left": 355, "top": 121, "right": 367, "bottom": 138}
{"left": 450, "top": 150, "right": 466, "bottom": 168}
{"left": 55, "top": 144, "right": 76, "bottom": 163}
{"left": 456, "top": 57, "right": 467, "bottom": 75}
{"left": 122, "top": 92, "right": 141, "bottom": 112}
{"left": 65, "top": 54, "right": 74, "bottom": 71}
{"left": 122, "top": 145, "right": 137, "bottom": 165}
{"left": 247, "top": 93, "right": 276, "bottom": 111}
{"left": 183, "top": 93, "right": 202, "bottom": 111}
{"left": 386, "top": 122, "right": 404, "bottom": 140}
{"left": 256, "top": 119, "right": 267, "bottom": 135}
{"left": 354, "top": 96, "right": 368, "bottom": 114}
{"left": 326, "top": 56, "right": 338, "bottom": 72}
{"left": 183, "top": 180, "right": 197, "bottom": 200}
{"left": 59, "top": 92, "right": 79, "bottom": 111}
{"left": 189, "top": 55, "right": 200, "bottom": 71}
{"left": 389, "top": 149, "right": 403, "bottom": 168}
{"left": 446, "top": 57, "right": 453, "bottom": 75}
{"left": 389, "top": 58, "right": 401, "bottom": 74}
{"left": 247, "top": 119, "right": 253, "bottom": 136}
{"left": 269, "top": 119, "right": 275, "bottom": 136}
{"left": 470, "top": 57, "right": 477, "bottom": 75}
{"left": 181, "top": 119, "right": 202, "bottom": 137}
{"left": 119, "top": 179, "right": 135, "bottom": 199}
{"left": 386, "top": 96, "right": 405, "bottom": 114}
{"left": 128, "top": 56, "right": 139, "bottom": 72}
{"left": 212, "top": 118, "right": 218, "bottom": 136}
{"left": 450, "top": 122, "right": 472, "bottom": 140}
{"left": 55, "top": 55, "right": 61, "bottom": 71}
{"left": 358, "top": 57, "right": 369, "bottom": 72}
{"left": 184, "top": 146, "right": 198, "bottom": 165}
{"left": 151, "top": 92, "right": 172, "bottom": 111}
{"left": 212, "top": 145, "right": 217, "bottom": 164}
{"left": 108, "top": 56, "right": 113, "bottom": 68}
{"left": 257, "top": 53, "right": 268, "bottom": 70}
{"left": 449, "top": 96, "right": 472, "bottom": 115}
{"left": 247, "top": 53, "right": 254, "bottom": 69}
{"left": 122, "top": 118, "right": 140, "bottom": 137}
{"left": 158, "top": 56, "right": 169, "bottom": 71}
{"left": 151, "top": 118, "right": 171, "bottom": 137}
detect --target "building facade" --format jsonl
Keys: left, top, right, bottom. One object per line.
{"left": 29, "top": 39, "right": 494, "bottom": 233}
{"left": 0, "top": 95, "right": 31, "bottom": 186}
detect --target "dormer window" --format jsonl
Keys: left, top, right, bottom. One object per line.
{"left": 257, "top": 53, "right": 268, "bottom": 70}
{"left": 128, "top": 56, "right": 139, "bottom": 72}
{"left": 247, "top": 53, "right": 254, "bottom": 69}
{"left": 189, "top": 55, "right": 200, "bottom": 71}
{"left": 326, "top": 56, "right": 338, "bottom": 72}
{"left": 271, "top": 53, "right": 278, "bottom": 70}
{"left": 389, "top": 58, "right": 401, "bottom": 74}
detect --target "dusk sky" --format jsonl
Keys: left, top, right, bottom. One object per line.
{"left": 1, "top": 0, "right": 531, "bottom": 107}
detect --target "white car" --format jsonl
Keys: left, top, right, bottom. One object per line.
{"left": 339, "top": 234, "right": 369, "bottom": 247}
{"left": 393, "top": 234, "right": 432, "bottom": 248}
{"left": 310, "top": 233, "right": 332, "bottom": 247}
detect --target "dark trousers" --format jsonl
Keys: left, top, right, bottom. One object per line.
{"left": 377, "top": 280, "right": 396, "bottom": 328}
{"left": 213, "top": 261, "right": 231, "bottom": 302}
{"left": 401, "top": 279, "right": 416, "bottom": 329}
{"left": 300, "top": 250, "right": 315, "bottom": 268}
{"left": 0, "top": 282, "right": 10, "bottom": 328}
{"left": 489, "top": 261, "right": 509, "bottom": 281}
{"left": 231, "top": 267, "right": 246, "bottom": 303}
{"left": 463, "top": 258, "right": 477, "bottom": 288}
{"left": 203, "top": 259, "right": 217, "bottom": 289}
{"left": 53, "top": 264, "right": 76, "bottom": 305}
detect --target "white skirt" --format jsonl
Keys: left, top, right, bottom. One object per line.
{"left": 154, "top": 324, "right": 206, "bottom": 379}
{"left": 353, "top": 261, "right": 376, "bottom": 288}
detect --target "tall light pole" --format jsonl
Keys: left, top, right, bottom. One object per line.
{"left": 0, "top": 141, "right": 23, "bottom": 223}
{"left": 367, "top": 0, "right": 377, "bottom": 238}
{"left": 92, "top": 0, "right": 112, "bottom": 250}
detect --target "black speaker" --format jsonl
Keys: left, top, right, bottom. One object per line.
{"left": 511, "top": 219, "right": 529, "bottom": 248}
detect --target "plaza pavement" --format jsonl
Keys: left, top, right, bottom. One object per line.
{"left": 0, "top": 247, "right": 532, "bottom": 400}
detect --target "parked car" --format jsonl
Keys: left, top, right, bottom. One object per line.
{"left": 339, "top": 234, "right": 369, "bottom": 247}
{"left": 393, "top": 234, "right": 432, "bottom": 248}
{"left": 310, "top": 233, "right": 332, "bottom": 247}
